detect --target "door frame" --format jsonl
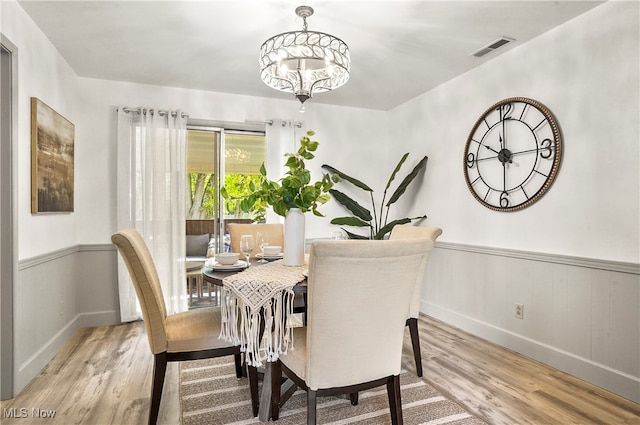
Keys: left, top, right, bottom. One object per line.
{"left": 1, "top": 34, "right": 18, "bottom": 400}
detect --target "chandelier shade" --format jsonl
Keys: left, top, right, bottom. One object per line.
{"left": 259, "top": 6, "right": 350, "bottom": 105}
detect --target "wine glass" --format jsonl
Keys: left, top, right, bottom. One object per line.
{"left": 239, "top": 235, "right": 255, "bottom": 267}
{"left": 331, "top": 230, "right": 346, "bottom": 240}
{"left": 256, "top": 231, "right": 269, "bottom": 263}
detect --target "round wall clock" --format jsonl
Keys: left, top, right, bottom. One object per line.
{"left": 463, "top": 97, "right": 562, "bottom": 212}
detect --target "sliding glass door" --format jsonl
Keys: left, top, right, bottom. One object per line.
{"left": 186, "top": 125, "right": 265, "bottom": 253}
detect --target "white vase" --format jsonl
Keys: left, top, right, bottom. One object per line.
{"left": 283, "top": 208, "right": 305, "bottom": 266}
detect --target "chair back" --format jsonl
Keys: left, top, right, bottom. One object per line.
{"left": 304, "top": 239, "right": 433, "bottom": 390}
{"left": 227, "top": 223, "right": 284, "bottom": 257}
{"left": 389, "top": 225, "right": 442, "bottom": 318}
{"left": 112, "top": 229, "right": 168, "bottom": 354}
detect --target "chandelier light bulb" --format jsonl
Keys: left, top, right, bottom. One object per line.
{"left": 259, "top": 5, "right": 350, "bottom": 105}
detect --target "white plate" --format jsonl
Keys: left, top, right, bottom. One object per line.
{"left": 256, "top": 253, "right": 283, "bottom": 260}
{"left": 204, "top": 259, "right": 248, "bottom": 271}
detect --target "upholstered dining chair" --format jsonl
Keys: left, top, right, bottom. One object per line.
{"left": 228, "top": 223, "right": 284, "bottom": 258}
{"left": 111, "top": 228, "right": 245, "bottom": 425}
{"left": 270, "top": 239, "right": 434, "bottom": 424}
{"left": 389, "top": 224, "right": 442, "bottom": 377}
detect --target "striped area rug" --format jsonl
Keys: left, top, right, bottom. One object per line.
{"left": 180, "top": 357, "right": 486, "bottom": 425}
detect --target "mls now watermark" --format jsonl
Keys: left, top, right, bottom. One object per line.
{"left": 3, "top": 408, "right": 57, "bottom": 419}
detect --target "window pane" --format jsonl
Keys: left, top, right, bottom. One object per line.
{"left": 224, "top": 133, "right": 264, "bottom": 175}
{"left": 223, "top": 133, "right": 266, "bottom": 221}
{"left": 185, "top": 129, "right": 266, "bottom": 222}
{"left": 186, "top": 130, "right": 218, "bottom": 219}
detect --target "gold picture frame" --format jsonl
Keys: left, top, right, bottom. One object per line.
{"left": 31, "top": 97, "right": 75, "bottom": 213}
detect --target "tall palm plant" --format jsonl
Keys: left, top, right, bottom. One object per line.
{"left": 322, "top": 153, "right": 428, "bottom": 240}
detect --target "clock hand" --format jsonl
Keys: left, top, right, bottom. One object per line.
{"left": 475, "top": 154, "right": 499, "bottom": 162}
{"left": 510, "top": 146, "right": 554, "bottom": 157}
{"left": 499, "top": 134, "right": 504, "bottom": 150}
{"left": 483, "top": 144, "right": 500, "bottom": 154}
{"left": 502, "top": 118, "right": 507, "bottom": 150}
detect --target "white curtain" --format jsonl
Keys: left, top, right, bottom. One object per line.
{"left": 116, "top": 107, "right": 189, "bottom": 322}
{"left": 265, "top": 120, "right": 304, "bottom": 223}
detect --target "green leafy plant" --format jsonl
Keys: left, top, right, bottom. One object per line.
{"left": 221, "top": 130, "right": 335, "bottom": 219}
{"left": 322, "top": 153, "right": 428, "bottom": 240}
{"left": 222, "top": 174, "right": 267, "bottom": 221}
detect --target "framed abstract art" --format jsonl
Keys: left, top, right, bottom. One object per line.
{"left": 31, "top": 97, "right": 75, "bottom": 213}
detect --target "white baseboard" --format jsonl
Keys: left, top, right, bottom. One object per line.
{"left": 78, "top": 310, "right": 121, "bottom": 328}
{"left": 423, "top": 302, "right": 640, "bottom": 404}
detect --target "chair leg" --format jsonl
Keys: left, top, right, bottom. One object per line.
{"left": 386, "top": 375, "right": 403, "bottom": 425}
{"left": 247, "top": 365, "right": 259, "bottom": 417}
{"left": 149, "top": 352, "right": 168, "bottom": 425}
{"left": 350, "top": 392, "right": 359, "bottom": 405}
{"left": 234, "top": 352, "right": 243, "bottom": 378}
{"left": 407, "top": 318, "right": 423, "bottom": 377}
{"left": 308, "top": 390, "right": 317, "bottom": 425}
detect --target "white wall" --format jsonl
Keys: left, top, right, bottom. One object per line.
{"left": 74, "top": 78, "right": 389, "bottom": 244}
{"left": 388, "top": 1, "right": 639, "bottom": 264}
{"left": 388, "top": 1, "right": 640, "bottom": 402}
{"left": 1, "top": 0, "right": 80, "bottom": 260}
{"left": 1, "top": 0, "right": 89, "bottom": 396}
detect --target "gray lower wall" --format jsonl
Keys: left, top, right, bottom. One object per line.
{"left": 15, "top": 244, "right": 120, "bottom": 394}
{"left": 422, "top": 243, "right": 640, "bottom": 403}
{"left": 14, "top": 242, "right": 640, "bottom": 403}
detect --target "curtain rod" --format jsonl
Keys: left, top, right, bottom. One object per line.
{"left": 244, "top": 119, "right": 302, "bottom": 128}
{"left": 120, "top": 106, "right": 189, "bottom": 119}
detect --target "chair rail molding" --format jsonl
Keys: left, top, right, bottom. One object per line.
{"left": 436, "top": 241, "right": 640, "bottom": 275}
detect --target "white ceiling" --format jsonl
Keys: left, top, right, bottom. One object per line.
{"left": 18, "top": 0, "right": 604, "bottom": 111}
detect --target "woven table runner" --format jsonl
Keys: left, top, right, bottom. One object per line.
{"left": 219, "top": 260, "right": 308, "bottom": 367}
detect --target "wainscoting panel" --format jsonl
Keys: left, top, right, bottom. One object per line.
{"left": 15, "top": 245, "right": 119, "bottom": 394}
{"left": 422, "top": 242, "right": 640, "bottom": 403}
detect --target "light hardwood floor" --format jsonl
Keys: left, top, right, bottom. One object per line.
{"left": 2, "top": 314, "right": 639, "bottom": 425}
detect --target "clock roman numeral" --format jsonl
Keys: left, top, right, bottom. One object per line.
{"left": 532, "top": 118, "right": 547, "bottom": 132}
{"left": 518, "top": 104, "right": 529, "bottom": 121}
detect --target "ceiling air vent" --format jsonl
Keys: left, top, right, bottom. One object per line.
{"left": 471, "top": 36, "right": 515, "bottom": 58}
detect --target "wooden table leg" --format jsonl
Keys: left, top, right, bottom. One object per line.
{"left": 258, "top": 363, "right": 273, "bottom": 422}
{"left": 256, "top": 361, "right": 298, "bottom": 422}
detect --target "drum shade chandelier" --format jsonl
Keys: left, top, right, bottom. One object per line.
{"left": 259, "top": 5, "right": 350, "bottom": 107}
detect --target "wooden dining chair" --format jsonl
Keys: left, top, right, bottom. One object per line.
{"left": 227, "top": 223, "right": 284, "bottom": 258}
{"left": 111, "top": 228, "right": 247, "bottom": 425}
{"left": 389, "top": 224, "right": 442, "bottom": 377}
{"left": 270, "top": 239, "right": 434, "bottom": 424}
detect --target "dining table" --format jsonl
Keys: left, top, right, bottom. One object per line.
{"left": 202, "top": 257, "right": 308, "bottom": 422}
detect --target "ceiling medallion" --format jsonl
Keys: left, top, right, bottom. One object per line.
{"left": 259, "top": 5, "right": 350, "bottom": 109}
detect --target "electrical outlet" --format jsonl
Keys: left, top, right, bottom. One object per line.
{"left": 515, "top": 303, "right": 524, "bottom": 319}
